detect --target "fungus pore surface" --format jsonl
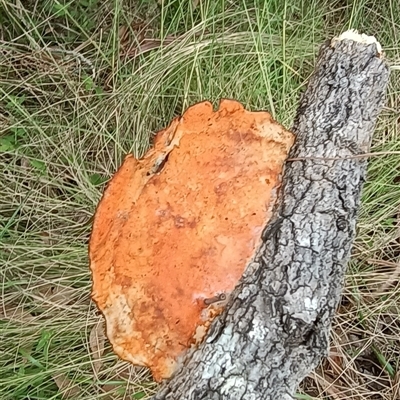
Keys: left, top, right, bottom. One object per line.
{"left": 89, "top": 99, "right": 294, "bottom": 381}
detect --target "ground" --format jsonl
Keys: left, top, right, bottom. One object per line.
{"left": 1, "top": 1, "right": 399, "bottom": 399}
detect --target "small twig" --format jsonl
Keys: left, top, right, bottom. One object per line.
{"left": 287, "top": 151, "right": 400, "bottom": 162}
{"left": 203, "top": 293, "right": 227, "bottom": 306}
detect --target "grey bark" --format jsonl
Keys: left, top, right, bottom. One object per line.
{"left": 153, "top": 38, "right": 390, "bottom": 400}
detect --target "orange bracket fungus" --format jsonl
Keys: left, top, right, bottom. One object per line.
{"left": 89, "top": 99, "right": 294, "bottom": 381}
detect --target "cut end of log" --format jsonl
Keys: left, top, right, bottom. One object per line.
{"left": 332, "top": 29, "right": 383, "bottom": 56}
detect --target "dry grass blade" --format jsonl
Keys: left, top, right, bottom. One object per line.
{"left": 89, "top": 319, "right": 106, "bottom": 375}
{"left": 35, "top": 283, "right": 78, "bottom": 306}
{"left": 370, "top": 261, "right": 400, "bottom": 297}
{"left": 52, "top": 373, "right": 82, "bottom": 399}
{"left": 0, "top": 303, "right": 34, "bottom": 322}
{"left": 310, "top": 371, "right": 344, "bottom": 400}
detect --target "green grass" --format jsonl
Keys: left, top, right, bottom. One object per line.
{"left": 1, "top": 0, "right": 400, "bottom": 399}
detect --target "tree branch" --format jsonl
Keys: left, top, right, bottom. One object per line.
{"left": 153, "top": 32, "right": 390, "bottom": 400}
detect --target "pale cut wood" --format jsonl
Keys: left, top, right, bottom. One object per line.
{"left": 153, "top": 32, "right": 390, "bottom": 399}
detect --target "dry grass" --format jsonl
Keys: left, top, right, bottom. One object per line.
{"left": 0, "top": 0, "right": 400, "bottom": 399}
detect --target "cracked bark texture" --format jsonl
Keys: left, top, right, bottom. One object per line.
{"left": 153, "top": 38, "right": 390, "bottom": 400}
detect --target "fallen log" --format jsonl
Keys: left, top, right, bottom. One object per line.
{"left": 153, "top": 30, "right": 390, "bottom": 400}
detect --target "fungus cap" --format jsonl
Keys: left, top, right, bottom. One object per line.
{"left": 89, "top": 99, "right": 294, "bottom": 381}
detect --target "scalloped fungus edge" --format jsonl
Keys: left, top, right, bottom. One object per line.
{"left": 89, "top": 99, "right": 295, "bottom": 381}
